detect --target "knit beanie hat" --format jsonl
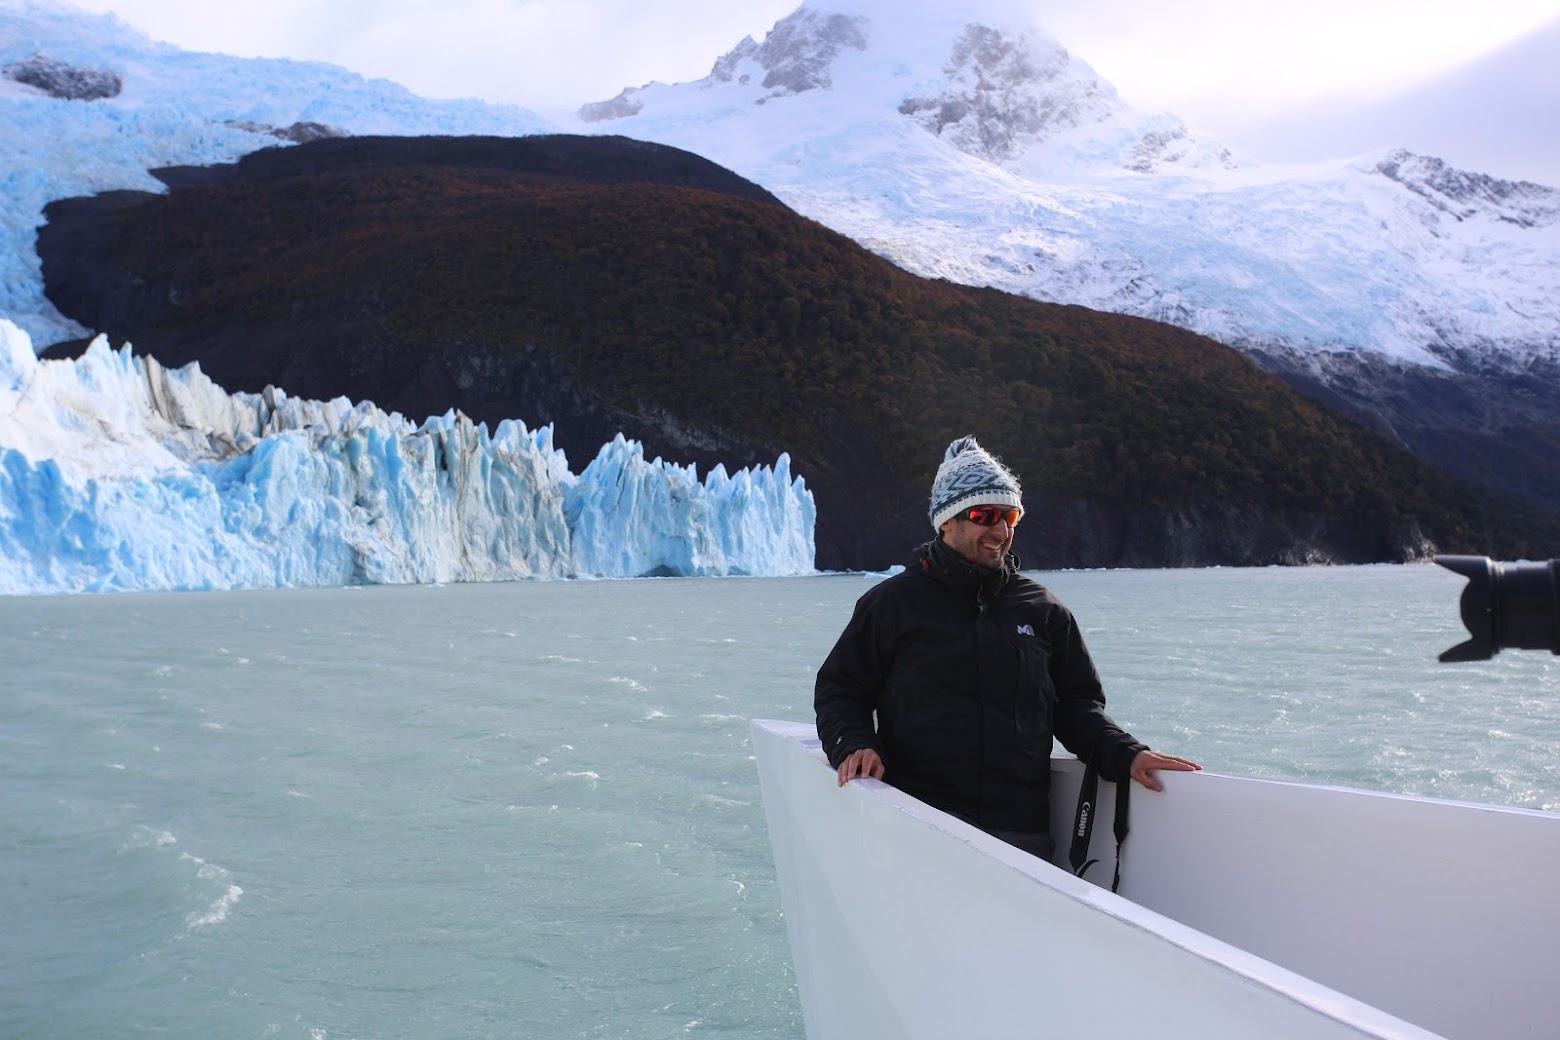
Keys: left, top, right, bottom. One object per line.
{"left": 928, "top": 436, "right": 1023, "bottom": 530}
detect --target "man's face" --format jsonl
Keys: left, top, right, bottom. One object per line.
{"left": 938, "top": 506, "right": 1016, "bottom": 569}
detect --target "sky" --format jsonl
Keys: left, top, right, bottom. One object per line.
{"left": 66, "top": 0, "right": 1560, "bottom": 182}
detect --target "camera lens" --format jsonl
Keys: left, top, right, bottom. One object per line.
{"left": 1436, "top": 555, "right": 1560, "bottom": 662}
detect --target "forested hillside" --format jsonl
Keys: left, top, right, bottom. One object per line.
{"left": 38, "top": 135, "right": 1554, "bottom": 569}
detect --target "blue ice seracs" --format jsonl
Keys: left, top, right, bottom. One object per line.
{"left": 0, "top": 321, "right": 815, "bottom": 594}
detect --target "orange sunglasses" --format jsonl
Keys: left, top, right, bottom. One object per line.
{"left": 961, "top": 505, "right": 1021, "bottom": 527}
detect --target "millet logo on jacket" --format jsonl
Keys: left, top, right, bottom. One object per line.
{"left": 1016, "top": 624, "right": 1035, "bottom": 636}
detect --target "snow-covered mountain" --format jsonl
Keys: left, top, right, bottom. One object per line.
{"left": 7, "top": 0, "right": 1558, "bottom": 382}
{"left": 7, "top": 0, "right": 1556, "bottom": 386}
{"left": 572, "top": 1, "right": 1559, "bottom": 376}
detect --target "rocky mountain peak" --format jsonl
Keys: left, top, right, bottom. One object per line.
{"left": 740, "top": 7, "right": 869, "bottom": 96}
{"left": 1374, "top": 149, "right": 1559, "bottom": 228}
{"left": 898, "top": 22, "right": 1118, "bottom": 163}
{"left": 580, "top": 6, "right": 871, "bottom": 121}
{"left": 580, "top": 3, "right": 1230, "bottom": 173}
{"left": 3, "top": 53, "right": 120, "bottom": 100}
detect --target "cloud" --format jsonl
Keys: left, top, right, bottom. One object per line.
{"left": 1229, "top": 17, "right": 1560, "bottom": 183}
{"left": 1028, "top": 0, "right": 1560, "bottom": 127}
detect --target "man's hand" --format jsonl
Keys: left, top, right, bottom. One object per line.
{"left": 1129, "top": 749, "right": 1201, "bottom": 792}
{"left": 837, "top": 747, "right": 885, "bottom": 786}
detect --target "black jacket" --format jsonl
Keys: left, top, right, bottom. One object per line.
{"left": 814, "top": 538, "right": 1146, "bottom": 836}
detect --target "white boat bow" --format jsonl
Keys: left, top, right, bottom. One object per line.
{"left": 751, "top": 718, "right": 1560, "bottom": 1040}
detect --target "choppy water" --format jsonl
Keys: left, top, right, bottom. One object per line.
{"left": 3, "top": 565, "right": 1557, "bottom": 1039}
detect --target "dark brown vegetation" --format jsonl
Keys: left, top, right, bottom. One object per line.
{"left": 38, "top": 135, "right": 1559, "bottom": 569}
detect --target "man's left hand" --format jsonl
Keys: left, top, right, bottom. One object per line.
{"left": 1129, "top": 750, "right": 1202, "bottom": 792}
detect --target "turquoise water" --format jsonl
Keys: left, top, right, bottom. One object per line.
{"left": 3, "top": 566, "right": 1557, "bottom": 1038}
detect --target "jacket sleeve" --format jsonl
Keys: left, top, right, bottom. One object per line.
{"left": 814, "top": 590, "right": 890, "bottom": 770}
{"left": 1045, "top": 602, "right": 1147, "bottom": 783}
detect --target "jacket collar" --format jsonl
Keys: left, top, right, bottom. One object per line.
{"left": 915, "top": 537, "right": 1016, "bottom": 601}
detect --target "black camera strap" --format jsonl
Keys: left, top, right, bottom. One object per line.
{"left": 1068, "top": 752, "right": 1130, "bottom": 893}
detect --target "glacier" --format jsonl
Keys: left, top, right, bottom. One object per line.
{"left": 0, "top": 321, "right": 816, "bottom": 594}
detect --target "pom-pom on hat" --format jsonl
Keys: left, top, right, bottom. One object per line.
{"left": 929, "top": 435, "right": 1023, "bottom": 530}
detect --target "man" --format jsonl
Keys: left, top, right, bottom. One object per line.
{"left": 814, "top": 435, "right": 1200, "bottom": 859}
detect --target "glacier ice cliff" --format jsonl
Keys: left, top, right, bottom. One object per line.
{"left": 0, "top": 321, "right": 815, "bottom": 594}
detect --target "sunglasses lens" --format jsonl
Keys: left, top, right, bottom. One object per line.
{"left": 965, "top": 506, "right": 1019, "bottom": 527}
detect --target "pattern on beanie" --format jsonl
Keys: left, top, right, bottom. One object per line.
{"left": 928, "top": 436, "right": 1023, "bottom": 530}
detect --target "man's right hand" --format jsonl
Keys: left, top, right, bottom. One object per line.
{"left": 837, "top": 747, "right": 885, "bottom": 786}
